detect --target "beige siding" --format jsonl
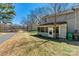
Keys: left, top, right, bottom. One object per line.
{"left": 76, "top": 11, "right": 79, "bottom": 30}
{"left": 41, "top": 11, "right": 79, "bottom": 32}
{"left": 59, "top": 24, "right": 67, "bottom": 38}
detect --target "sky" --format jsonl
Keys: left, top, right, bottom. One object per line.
{"left": 12, "top": 3, "right": 75, "bottom": 25}
{"left": 12, "top": 3, "right": 48, "bottom": 25}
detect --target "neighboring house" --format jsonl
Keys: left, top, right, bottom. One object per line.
{"left": 37, "top": 8, "right": 79, "bottom": 38}
{"left": 0, "top": 23, "right": 18, "bottom": 32}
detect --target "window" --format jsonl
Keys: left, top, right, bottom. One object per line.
{"left": 41, "top": 27, "right": 44, "bottom": 32}
{"left": 53, "top": 27, "right": 59, "bottom": 33}
{"left": 37, "top": 27, "right": 40, "bottom": 32}
{"left": 44, "top": 27, "right": 48, "bottom": 32}
{"left": 38, "top": 27, "right": 48, "bottom": 33}
{"left": 43, "top": 18, "right": 47, "bottom": 22}
{"left": 56, "top": 27, "right": 59, "bottom": 33}
{"left": 49, "top": 30, "right": 52, "bottom": 35}
{"left": 44, "top": 19, "right": 47, "bottom": 22}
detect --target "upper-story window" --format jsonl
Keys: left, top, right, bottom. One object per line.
{"left": 44, "top": 19, "right": 47, "bottom": 22}
{"left": 43, "top": 18, "right": 47, "bottom": 22}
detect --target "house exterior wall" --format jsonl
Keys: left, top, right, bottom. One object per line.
{"left": 41, "top": 10, "right": 79, "bottom": 33}
{"left": 66, "top": 13, "right": 75, "bottom": 32}
{"left": 76, "top": 11, "right": 79, "bottom": 31}
{"left": 66, "top": 11, "right": 79, "bottom": 32}
{"left": 59, "top": 24, "right": 67, "bottom": 38}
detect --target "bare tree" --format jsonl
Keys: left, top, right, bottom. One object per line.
{"left": 20, "top": 17, "right": 29, "bottom": 31}
{"left": 30, "top": 6, "right": 53, "bottom": 25}
{"left": 21, "top": 6, "right": 53, "bottom": 31}
{"left": 49, "top": 3, "right": 70, "bottom": 39}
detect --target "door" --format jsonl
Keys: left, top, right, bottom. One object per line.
{"left": 56, "top": 27, "right": 59, "bottom": 38}
{"left": 53, "top": 27, "right": 59, "bottom": 38}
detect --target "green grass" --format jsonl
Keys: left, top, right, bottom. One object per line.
{"left": 29, "top": 30, "right": 38, "bottom": 35}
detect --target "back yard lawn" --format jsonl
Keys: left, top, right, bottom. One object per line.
{"left": 0, "top": 31, "right": 79, "bottom": 56}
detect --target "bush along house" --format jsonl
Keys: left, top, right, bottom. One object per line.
{"left": 37, "top": 7, "right": 79, "bottom": 39}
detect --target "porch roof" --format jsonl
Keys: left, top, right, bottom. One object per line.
{"left": 39, "top": 22, "right": 67, "bottom": 26}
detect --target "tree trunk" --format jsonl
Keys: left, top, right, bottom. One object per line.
{"left": 54, "top": 4, "right": 57, "bottom": 39}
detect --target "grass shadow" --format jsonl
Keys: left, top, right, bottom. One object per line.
{"left": 31, "top": 34, "right": 79, "bottom": 46}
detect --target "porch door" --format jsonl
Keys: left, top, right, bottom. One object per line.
{"left": 53, "top": 27, "right": 59, "bottom": 38}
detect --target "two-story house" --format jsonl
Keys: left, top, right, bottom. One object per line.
{"left": 37, "top": 8, "right": 79, "bottom": 38}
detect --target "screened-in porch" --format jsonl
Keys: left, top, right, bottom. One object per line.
{"left": 37, "top": 22, "right": 67, "bottom": 38}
